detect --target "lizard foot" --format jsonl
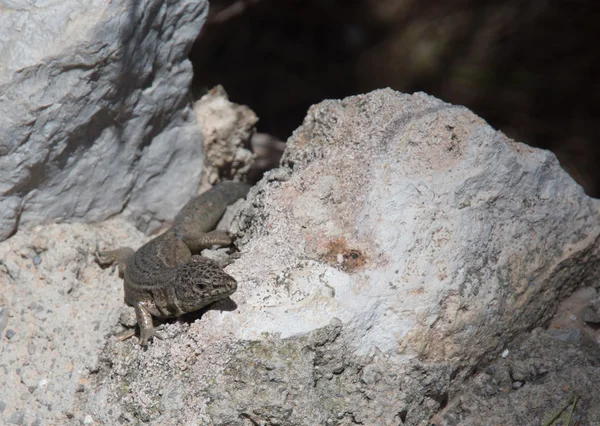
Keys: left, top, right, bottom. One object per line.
{"left": 95, "top": 248, "right": 117, "bottom": 267}
{"left": 139, "top": 326, "right": 166, "bottom": 347}
{"left": 95, "top": 247, "right": 134, "bottom": 277}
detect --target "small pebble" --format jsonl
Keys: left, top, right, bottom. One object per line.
{"left": 512, "top": 381, "right": 523, "bottom": 389}
{"left": 501, "top": 349, "right": 509, "bottom": 358}
{"left": 7, "top": 410, "right": 24, "bottom": 425}
{"left": 6, "top": 329, "right": 16, "bottom": 339}
{"left": 0, "top": 307, "right": 8, "bottom": 335}
{"left": 582, "top": 306, "right": 600, "bottom": 324}
{"left": 547, "top": 328, "right": 581, "bottom": 344}
{"left": 118, "top": 308, "right": 137, "bottom": 328}
{"left": 33, "top": 255, "right": 42, "bottom": 266}
{"left": 0, "top": 400, "right": 6, "bottom": 412}
{"left": 84, "top": 414, "right": 95, "bottom": 424}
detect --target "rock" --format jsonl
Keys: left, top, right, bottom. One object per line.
{"left": 118, "top": 307, "right": 138, "bottom": 329}
{"left": 6, "top": 410, "right": 24, "bottom": 425}
{"left": 432, "top": 329, "right": 600, "bottom": 425}
{"left": 582, "top": 306, "right": 600, "bottom": 324}
{"left": 511, "top": 381, "right": 523, "bottom": 389}
{"left": 79, "top": 89, "right": 600, "bottom": 425}
{"left": 233, "top": 88, "right": 600, "bottom": 357}
{"left": 0, "top": 306, "right": 8, "bottom": 336}
{"left": 0, "top": 219, "right": 146, "bottom": 425}
{"left": 193, "top": 85, "right": 257, "bottom": 185}
{"left": 547, "top": 328, "right": 582, "bottom": 344}
{"left": 0, "top": 0, "right": 209, "bottom": 241}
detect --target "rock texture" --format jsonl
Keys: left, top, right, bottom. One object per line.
{"left": 2, "top": 89, "right": 600, "bottom": 425}
{"left": 193, "top": 85, "right": 256, "bottom": 186}
{"left": 432, "top": 327, "right": 600, "bottom": 425}
{"left": 80, "top": 89, "right": 600, "bottom": 425}
{"left": 0, "top": 219, "right": 146, "bottom": 425}
{"left": 0, "top": 0, "right": 209, "bottom": 241}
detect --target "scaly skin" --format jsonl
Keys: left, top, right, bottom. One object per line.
{"left": 98, "top": 182, "right": 251, "bottom": 345}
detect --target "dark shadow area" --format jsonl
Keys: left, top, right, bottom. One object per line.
{"left": 177, "top": 296, "right": 238, "bottom": 324}
{"left": 145, "top": 297, "right": 238, "bottom": 341}
{"left": 190, "top": 0, "right": 600, "bottom": 196}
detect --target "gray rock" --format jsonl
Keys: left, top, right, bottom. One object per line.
{"left": 0, "top": 0, "right": 209, "bottom": 241}
{"left": 433, "top": 329, "right": 600, "bottom": 425}
{"left": 547, "top": 328, "right": 582, "bottom": 344}
{"left": 582, "top": 306, "right": 600, "bottom": 324}
{"left": 118, "top": 307, "right": 138, "bottom": 329}
{"left": 0, "top": 219, "right": 146, "bottom": 425}
{"left": 6, "top": 410, "right": 24, "bottom": 425}
{"left": 0, "top": 307, "right": 8, "bottom": 336}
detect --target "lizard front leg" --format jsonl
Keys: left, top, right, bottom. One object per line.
{"left": 134, "top": 302, "right": 160, "bottom": 346}
{"left": 96, "top": 247, "right": 135, "bottom": 278}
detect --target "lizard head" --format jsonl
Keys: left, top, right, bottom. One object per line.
{"left": 173, "top": 256, "right": 238, "bottom": 313}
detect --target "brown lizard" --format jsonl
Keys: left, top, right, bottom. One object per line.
{"left": 98, "top": 182, "right": 251, "bottom": 346}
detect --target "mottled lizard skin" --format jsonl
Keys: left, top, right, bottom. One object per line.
{"left": 98, "top": 182, "right": 250, "bottom": 345}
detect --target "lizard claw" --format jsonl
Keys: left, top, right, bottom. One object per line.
{"left": 95, "top": 247, "right": 115, "bottom": 267}
{"left": 138, "top": 327, "right": 166, "bottom": 347}
{"left": 95, "top": 250, "right": 121, "bottom": 276}
{"left": 95, "top": 247, "right": 134, "bottom": 277}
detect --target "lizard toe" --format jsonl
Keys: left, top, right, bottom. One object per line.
{"left": 139, "top": 327, "right": 167, "bottom": 346}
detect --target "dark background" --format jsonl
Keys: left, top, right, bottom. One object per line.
{"left": 190, "top": 0, "right": 599, "bottom": 196}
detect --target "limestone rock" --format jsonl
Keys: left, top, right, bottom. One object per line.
{"left": 193, "top": 85, "right": 256, "bottom": 185}
{"left": 0, "top": 219, "right": 146, "bottom": 425}
{"left": 233, "top": 89, "right": 600, "bottom": 363}
{"left": 0, "top": 0, "right": 209, "bottom": 240}
{"left": 77, "top": 89, "right": 600, "bottom": 425}
{"left": 431, "top": 328, "right": 600, "bottom": 425}
{"left": 4, "top": 88, "right": 598, "bottom": 425}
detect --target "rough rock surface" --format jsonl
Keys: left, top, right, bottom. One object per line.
{"left": 2, "top": 89, "right": 600, "bottom": 425}
{"left": 193, "top": 85, "right": 256, "bottom": 186}
{"left": 0, "top": 0, "right": 209, "bottom": 241}
{"left": 0, "top": 219, "right": 146, "bottom": 425}
{"left": 432, "top": 327, "right": 600, "bottom": 425}
{"left": 79, "top": 89, "right": 600, "bottom": 425}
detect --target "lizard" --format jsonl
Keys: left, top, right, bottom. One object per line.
{"left": 97, "top": 181, "right": 251, "bottom": 346}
